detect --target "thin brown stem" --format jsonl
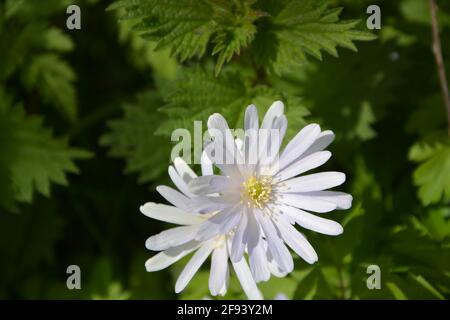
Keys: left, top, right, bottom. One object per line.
{"left": 428, "top": 0, "right": 450, "bottom": 136}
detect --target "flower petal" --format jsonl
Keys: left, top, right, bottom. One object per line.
{"left": 244, "top": 207, "right": 261, "bottom": 249}
{"left": 280, "top": 194, "right": 337, "bottom": 213}
{"left": 278, "top": 204, "right": 343, "bottom": 235}
{"left": 201, "top": 146, "right": 214, "bottom": 176}
{"left": 168, "top": 165, "right": 192, "bottom": 197}
{"left": 231, "top": 210, "right": 248, "bottom": 263}
{"left": 255, "top": 211, "right": 293, "bottom": 273}
{"left": 175, "top": 241, "right": 215, "bottom": 293}
{"left": 302, "top": 130, "right": 335, "bottom": 158}
{"left": 249, "top": 240, "right": 271, "bottom": 282}
{"left": 298, "top": 191, "right": 352, "bottom": 210}
{"left": 274, "top": 151, "right": 331, "bottom": 182}
{"left": 146, "top": 225, "right": 200, "bottom": 251}
{"left": 145, "top": 240, "right": 201, "bottom": 272}
{"left": 195, "top": 206, "right": 242, "bottom": 241}
{"left": 279, "top": 124, "right": 321, "bottom": 170}
{"left": 280, "top": 172, "right": 346, "bottom": 193}
{"left": 208, "top": 113, "right": 244, "bottom": 167}
{"left": 209, "top": 243, "right": 229, "bottom": 296}
{"left": 261, "top": 101, "right": 284, "bottom": 130}
{"left": 140, "top": 202, "right": 204, "bottom": 225}
{"left": 245, "top": 104, "right": 259, "bottom": 131}
{"left": 188, "top": 175, "right": 234, "bottom": 195}
{"left": 276, "top": 216, "right": 318, "bottom": 264}
{"left": 156, "top": 186, "right": 191, "bottom": 211}
{"left": 174, "top": 157, "right": 197, "bottom": 183}
{"left": 231, "top": 258, "right": 263, "bottom": 300}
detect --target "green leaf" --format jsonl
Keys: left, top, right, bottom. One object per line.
{"left": 0, "top": 97, "right": 90, "bottom": 204}
{"left": 409, "top": 134, "right": 450, "bottom": 205}
{"left": 100, "top": 91, "right": 172, "bottom": 184}
{"left": 386, "top": 282, "right": 408, "bottom": 300}
{"left": 410, "top": 274, "right": 445, "bottom": 300}
{"left": 253, "top": 0, "right": 376, "bottom": 74}
{"left": 111, "top": 0, "right": 262, "bottom": 75}
{"left": 42, "top": 27, "right": 74, "bottom": 52}
{"left": 22, "top": 54, "right": 77, "bottom": 122}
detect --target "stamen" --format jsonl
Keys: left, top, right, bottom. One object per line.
{"left": 242, "top": 175, "right": 273, "bottom": 209}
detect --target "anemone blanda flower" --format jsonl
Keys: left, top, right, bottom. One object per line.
{"left": 188, "top": 101, "right": 352, "bottom": 280}
{"left": 141, "top": 156, "right": 281, "bottom": 299}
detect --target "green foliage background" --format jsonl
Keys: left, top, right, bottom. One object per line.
{"left": 0, "top": 0, "right": 449, "bottom": 299}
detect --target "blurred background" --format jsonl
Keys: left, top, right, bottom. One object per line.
{"left": 0, "top": 0, "right": 449, "bottom": 299}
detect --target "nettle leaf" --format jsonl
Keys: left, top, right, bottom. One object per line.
{"left": 42, "top": 27, "right": 74, "bottom": 52}
{"left": 156, "top": 66, "right": 308, "bottom": 141}
{"left": 110, "top": 0, "right": 263, "bottom": 75}
{"left": 22, "top": 54, "right": 77, "bottom": 122}
{"left": 0, "top": 97, "right": 90, "bottom": 204}
{"left": 0, "top": 4, "right": 77, "bottom": 121}
{"left": 253, "top": 0, "right": 376, "bottom": 74}
{"left": 409, "top": 133, "right": 450, "bottom": 205}
{"left": 100, "top": 92, "right": 172, "bottom": 184}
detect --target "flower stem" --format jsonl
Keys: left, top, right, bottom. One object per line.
{"left": 428, "top": 0, "right": 450, "bottom": 136}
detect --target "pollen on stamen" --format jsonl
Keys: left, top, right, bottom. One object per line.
{"left": 241, "top": 175, "right": 273, "bottom": 209}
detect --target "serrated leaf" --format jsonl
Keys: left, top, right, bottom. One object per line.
{"left": 1, "top": 99, "right": 90, "bottom": 203}
{"left": 111, "top": 0, "right": 265, "bottom": 75}
{"left": 409, "top": 134, "right": 450, "bottom": 205}
{"left": 22, "top": 54, "right": 77, "bottom": 121}
{"left": 254, "top": 0, "right": 376, "bottom": 74}
{"left": 100, "top": 91, "right": 171, "bottom": 184}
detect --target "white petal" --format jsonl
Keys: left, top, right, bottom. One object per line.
{"left": 188, "top": 175, "right": 234, "bottom": 195}
{"left": 175, "top": 241, "right": 215, "bottom": 293}
{"left": 261, "top": 101, "right": 284, "bottom": 130}
{"left": 231, "top": 211, "right": 248, "bottom": 262}
{"left": 156, "top": 186, "right": 191, "bottom": 211}
{"left": 249, "top": 240, "right": 271, "bottom": 282}
{"left": 301, "top": 191, "right": 353, "bottom": 210}
{"left": 174, "top": 157, "right": 197, "bottom": 183}
{"left": 255, "top": 211, "right": 293, "bottom": 273}
{"left": 276, "top": 216, "right": 318, "bottom": 264}
{"left": 209, "top": 243, "right": 229, "bottom": 296}
{"left": 302, "top": 130, "right": 335, "bottom": 158}
{"left": 195, "top": 206, "right": 242, "bottom": 241}
{"left": 275, "top": 151, "right": 331, "bottom": 181}
{"left": 265, "top": 115, "right": 287, "bottom": 168}
{"left": 259, "top": 116, "right": 287, "bottom": 168}
{"left": 244, "top": 207, "right": 261, "bottom": 248}
{"left": 281, "top": 172, "right": 346, "bottom": 193}
{"left": 218, "top": 264, "right": 230, "bottom": 296}
{"left": 168, "top": 165, "right": 192, "bottom": 197}
{"left": 245, "top": 104, "right": 259, "bottom": 131}
{"left": 140, "top": 202, "right": 204, "bottom": 225}
{"left": 278, "top": 204, "right": 343, "bottom": 235}
{"left": 145, "top": 240, "right": 201, "bottom": 272}
{"left": 208, "top": 113, "right": 243, "bottom": 166}
{"left": 231, "top": 258, "right": 263, "bottom": 300}
{"left": 280, "top": 194, "right": 337, "bottom": 213}
{"left": 146, "top": 225, "right": 199, "bottom": 251}
{"left": 279, "top": 124, "right": 321, "bottom": 170}
{"left": 262, "top": 239, "right": 289, "bottom": 277}
{"left": 186, "top": 196, "right": 228, "bottom": 213}
{"left": 201, "top": 147, "right": 214, "bottom": 176}
{"left": 268, "top": 259, "right": 288, "bottom": 278}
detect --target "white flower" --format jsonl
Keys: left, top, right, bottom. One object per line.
{"left": 141, "top": 157, "right": 265, "bottom": 299}
{"left": 188, "top": 101, "right": 352, "bottom": 280}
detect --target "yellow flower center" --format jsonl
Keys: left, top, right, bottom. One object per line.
{"left": 242, "top": 175, "right": 272, "bottom": 208}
